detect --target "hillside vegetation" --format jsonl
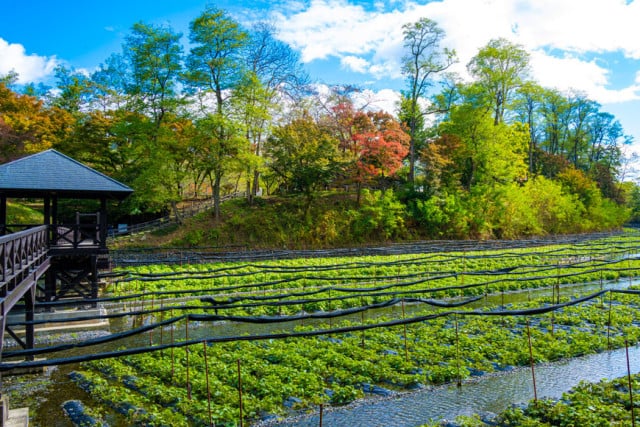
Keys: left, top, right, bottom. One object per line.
{"left": 5, "top": 201, "right": 43, "bottom": 226}
{"left": 113, "top": 188, "right": 628, "bottom": 250}
{"left": 2, "top": 6, "right": 638, "bottom": 242}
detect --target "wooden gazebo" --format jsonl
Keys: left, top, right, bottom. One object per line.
{"left": 0, "top": 149, "right": 133, "bottom": 302}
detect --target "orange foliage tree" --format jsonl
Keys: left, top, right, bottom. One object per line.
{"left": 0, "top": 82, "right": 72, "bottom": 162}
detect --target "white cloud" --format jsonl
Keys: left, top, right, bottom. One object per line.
{"left": 369, "top": 60, "right": 403, "bottom": 80}
{"left": 0, "top": 38, "right": 58, "bottom": 84}
{"left": 341, "top": 55, "right": 369, "bottom": 73}
{"left": 354, "top": 88, "right": 401, "bottom": 114}
{"left": 512, "top": 0, "right": 640, "bottom": 59}
{"left": 272, "top": 0, "right": 640, "bottom": 104}
{"left": 272, "top": 0, "right": 408, "bottom": 63}
{"left": 531, "top": 50, "right": 640, "bottom": 104}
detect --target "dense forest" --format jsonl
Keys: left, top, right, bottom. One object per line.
{"left": 1, "top": 6, "right": 638, "bottom": 243}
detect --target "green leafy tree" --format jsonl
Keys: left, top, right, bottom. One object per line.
{"left": 185, "top": 7, "right": 249, "bottom": 219}
{"left": 91, "top": 53, "right": 130, "bottom": 110}
{"left": 230, "top": 72, "right": 272, "bottom": 203}
{"left": 193, "top": 113, "right": 249, "bottom": 220}
{"left": 438, "top": 85, "right": 528, "bottom": 190}
{"left": 538, "top": 87, "right": 570, "bottom": 157}
{"left": 513, "top": 81, "right": 545, "bottom": 174}
{"left": 117, "top": 21, "right": 186, "bottom": 215}
{"left": 401, "top": 17, "right": 456, "bottom": 184}
{"left": 563, "top": 92, "right": 598, "bottom": 169}
{"left": 243, "top": 22, "right": 309, "bottom": 200}
{"left": 467, "top": 38, "right": 530, "bottom": 126}
{"left": 124, "top": 22, "right": 184, "bottom": 128}
{"left": 51, "top": 66, "right": 95, "bottom": 114}
{"left": 265, "top": 114, "right": 343, "bottom": 215}
{"left": 185, "top": 7, "right": 248, "bottom": 115}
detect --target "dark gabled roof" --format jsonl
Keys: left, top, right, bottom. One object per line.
{"left": 0, "top": 149, "right": 133, "bottom": 199}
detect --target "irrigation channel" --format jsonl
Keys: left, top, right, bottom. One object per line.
{"left": 3, "top": 232, "right": 640, "bottom": 427}
{"left": 8, "top": 278, "right": 640, "bottom": 427}
{"left": 260, "top": 345, "right": 640, "bottom": 427}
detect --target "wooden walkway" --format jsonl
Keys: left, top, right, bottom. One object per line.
{"left": 0, "top": 226, "right": 50, "bottom": 354}
{"left": 0, "top": 226, "right": 50, "bottom": 312}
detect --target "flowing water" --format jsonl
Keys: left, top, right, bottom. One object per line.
{"left": 263, "top": 345, "right": 640, "bottom": 426}
{"left": 6, "top": 278, "right": 640, "bottom": 426}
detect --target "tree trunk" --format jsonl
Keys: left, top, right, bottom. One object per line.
{"left": 246, "top": 176, "right": 253, "bottom": 205}
{"left": 253, "top": 169, "right": 260, "bottom": 196}
{"left": 213, "top": 172, "right": 222, "bottom": 222}
{"left": 171, "top": 201, "right": 183, "bottom": 224}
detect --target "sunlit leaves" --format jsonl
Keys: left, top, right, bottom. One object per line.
{"left": 0, "top": 81, "right": 72, "bottom": 161}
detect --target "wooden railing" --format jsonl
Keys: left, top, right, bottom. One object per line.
{"left": 0, "top": 225, "right": 49, "bottom": 299}
{"left": 50, "top": 223, "right": 103, "bottom": 249}
{"left": 2, "top": 223, "right": 104, "bottom": 251}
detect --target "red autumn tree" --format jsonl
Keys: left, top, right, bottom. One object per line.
{"left": 326, "top": 101, "right": 409, "bottom": 202}
{"left": 355, "top": 110, "right": 410, "bottom": 184}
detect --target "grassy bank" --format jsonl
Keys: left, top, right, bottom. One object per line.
{"left": 114, "top": 191, "right": 422, "bottom": 250}
{"left": 112, "top": 190, "right": 629, "bottom": 251}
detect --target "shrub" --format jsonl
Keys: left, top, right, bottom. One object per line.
{"left": 352, "top": 189, "right": 406, "bottom": 240}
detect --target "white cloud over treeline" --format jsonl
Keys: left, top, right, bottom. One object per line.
{"left": 3, "top": 0, "right": 639, "bottom": 106}
{"left": 0, "top": 38, "right": 58, "bottom": 83}
{"left": 270, "top": 0, "right": 640, "bottom": 104}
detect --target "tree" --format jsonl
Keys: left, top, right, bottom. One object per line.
{"left": 91, "top": 53, "right": 130, "bottom": 111}
{"left": 51, "top": 66, "right": 94, "bottom": 114}
{"left": 435, "top": 82, "right": 528, "bottom": 191}
{"left": 230, "top": 72, "right": 271, "bottom": 202}
{"left": 538, "top": 88, "right": 567, "bottom": 157}
{"left": 242, "top": 22, "right": 308, "bottom": 200}
{"left": 0, "top": 81, "right": 72, "bottom": 162}
{"left": 467, "top": 38, "right": 530, "bottom": 125}
{"left": 323, "top": 101, "right": 409, "bottom": 202}
{"left": 401, "top": 18, "right": 456, "bottom": 184}
{"left": 124, "top": 21, "right": 184, "bottom": 128}
{"left": 513, "top": 81, "right": 545, "bottom": 174}
{"left": 185, "top": 7, "right": 248, "bottom": 115}
{"left": 422, "top": 133, "right": 465, "bottom": 192}
{"left": 184, "top": 7, "right": 249, "bottom": 219}
{"left": 193, "top": 113, "right": 249, "bottom": 220}
{"left": 564, "top": 92, "right": 598, "bottom": 169}
{"left": 265, "top": 113, "right": 343, "bottom": 215}
{"left": 101, "top": 21, "right": 186, "bottom": 216}
{"left": 353, "top": 111, "right": 409, "bottom": 194}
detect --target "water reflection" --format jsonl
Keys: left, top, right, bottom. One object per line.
{"left": 266, "top": 346, "right": 640, "bottom": 426}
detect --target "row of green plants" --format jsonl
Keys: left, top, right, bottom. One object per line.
{"left": 73, "top": 288, "right": 640, "bottom": 426}
{"left": 499, "top": 372, "right": 640, "bottom": 427}
{"left": 443, "top": 371, "right": 640, "bottom": 426}
{"left": 106, "top": 238, "right": 640, "bottom": 318}
{"left": 57, "top": 231, "right": 640, "bottom": 425}
{"left": 119, "top": 236, "right": 640, "bottom": 281}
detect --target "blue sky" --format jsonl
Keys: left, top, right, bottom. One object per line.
{"left": 2, "top": 0, "right": 640, "bottom": 175}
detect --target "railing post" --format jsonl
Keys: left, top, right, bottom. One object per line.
{"left": 74, "top": 212, "right": 80, "bottom": 248}
{"left": 0, "top": 195, "right": 6, "bottom": 235}
{"left": 100, "top": 198, "right": 108, "bottom": 249}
